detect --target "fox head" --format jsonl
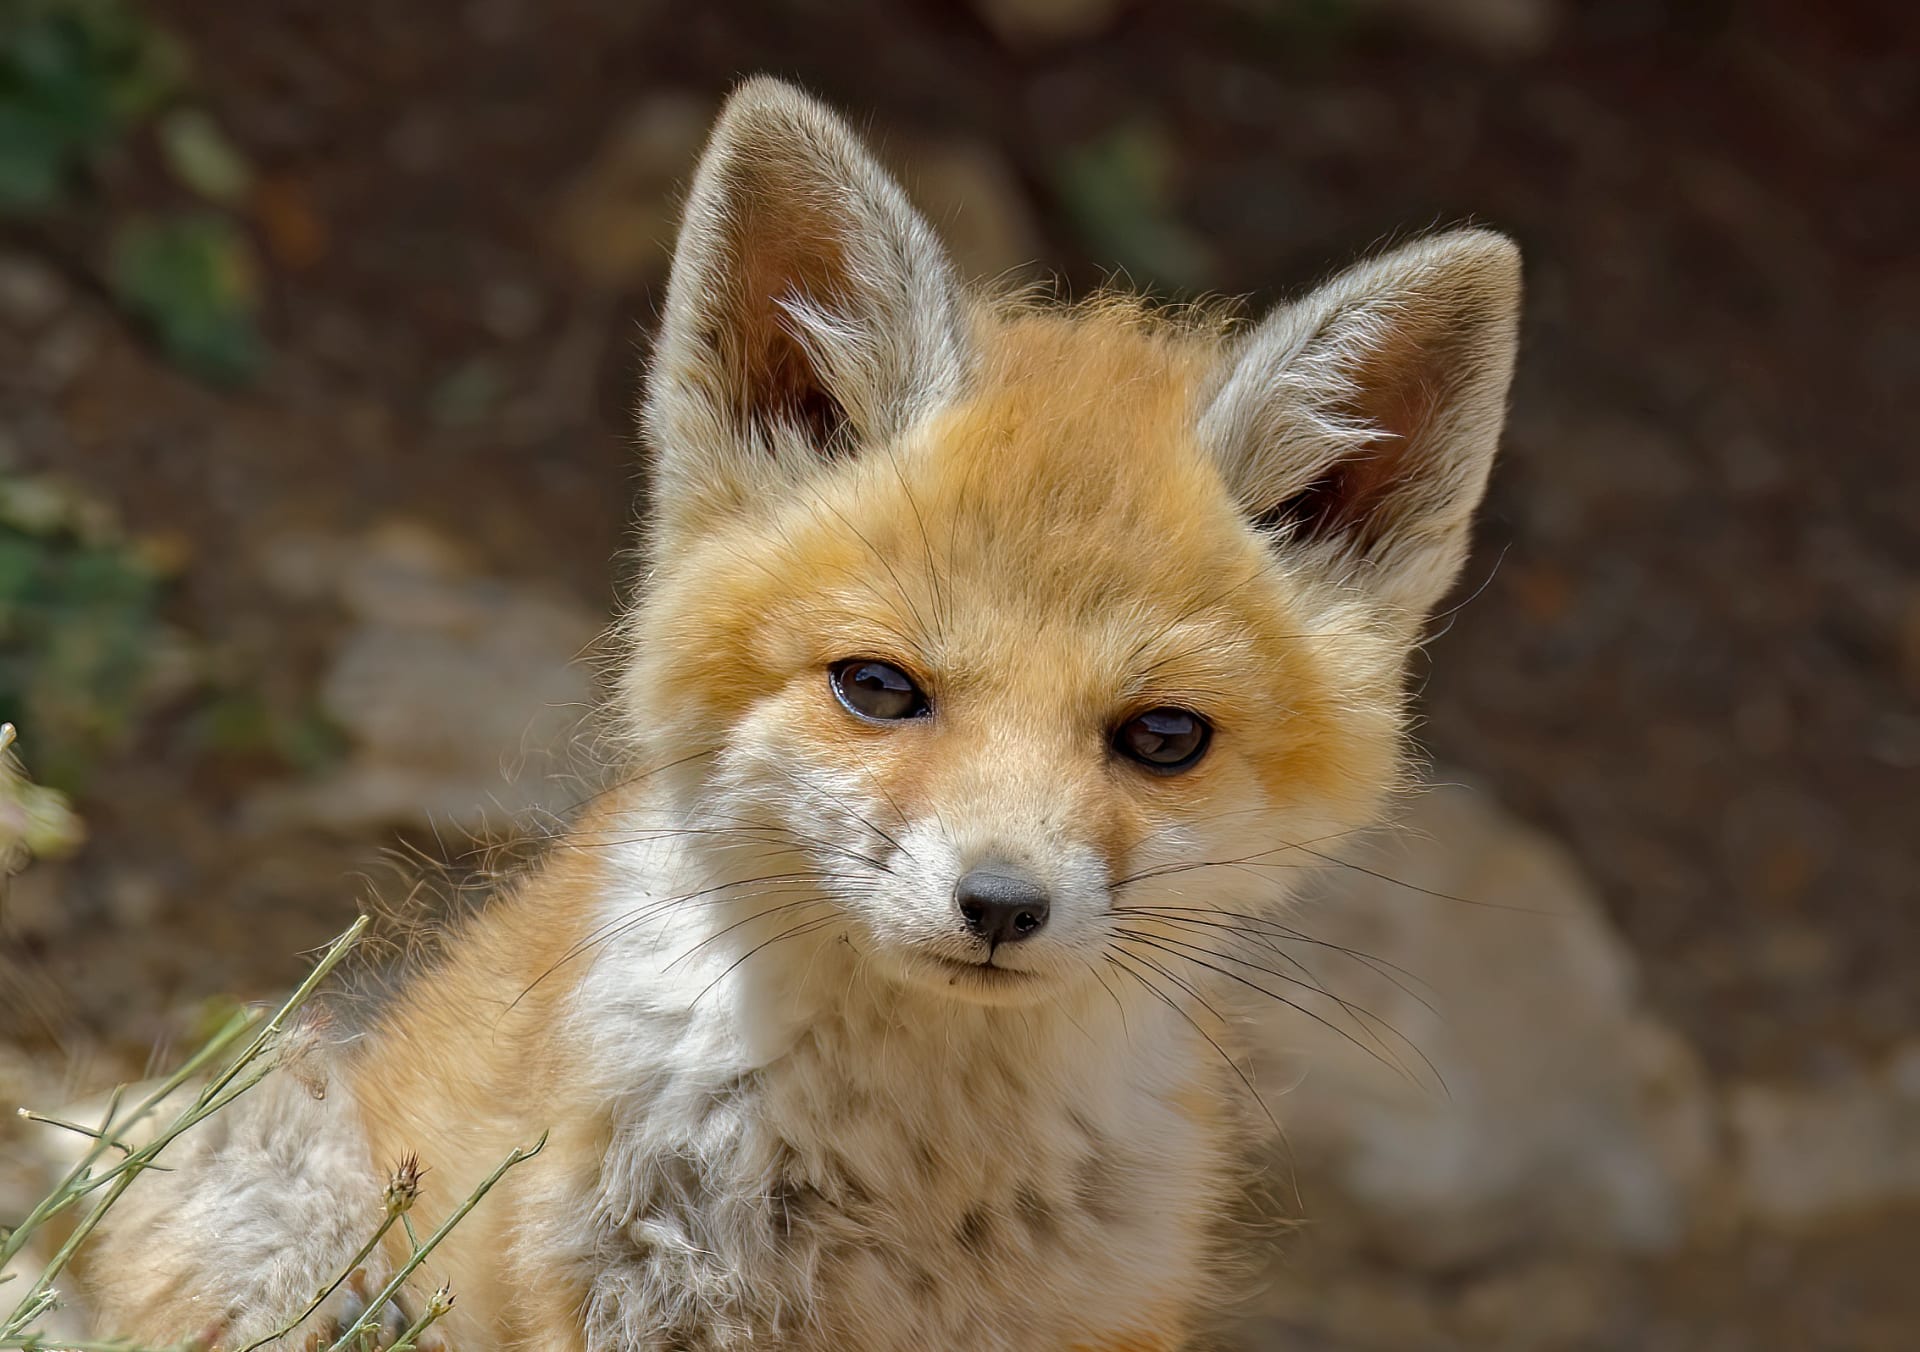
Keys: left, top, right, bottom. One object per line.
{"left": 617, "top": 79, "right": 1519, "bottom": 1010}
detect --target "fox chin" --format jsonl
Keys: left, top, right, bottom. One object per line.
{"left": 86, "top": 75, "right": 1520, "bottom": 1352}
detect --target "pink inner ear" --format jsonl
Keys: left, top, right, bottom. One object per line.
{"left": 708, "top": 175, "right": 856, "bottom": 453}
{"left": 1262, "top": 326, "right": 1448, "bottom": 552}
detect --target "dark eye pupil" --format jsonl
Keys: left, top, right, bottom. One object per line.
{"left": 1117, "top": 708, "right": 1210, "bottom": 770}
{"left": 832, "top": 660, "right": 927, "bottom": 721}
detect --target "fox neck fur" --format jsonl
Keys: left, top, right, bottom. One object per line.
{"left": 353, "top": 802, "right": 1233, "bottom": 1349}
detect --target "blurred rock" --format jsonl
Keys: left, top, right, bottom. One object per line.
{"left": 251, "top": 521, "right": 603, "bottom": 836}
{"left": 973, "top": 0, "right": 1127, "bottom": 50}
{"left": 1247, "top": 777, "right": 1716, "bottom": 1269}
{"left": 554, "top": 94, "right": 712, "bottom": 289}
{"left": 896, "top": 139, "right": 1044, "bottom": 282}
{"left": 1729, "top": 1044, "right": 1920, "bottom": 1228}
{"left": 1452, "top": 1257, "right": 1618, "bottom": 1346}
{"left": 1238, "top": 1263, "right": 1446, "bottom": 1351}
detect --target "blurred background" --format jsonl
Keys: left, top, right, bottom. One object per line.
{"left": 0, "top": 0, "right": 1915, "bottom": 1346}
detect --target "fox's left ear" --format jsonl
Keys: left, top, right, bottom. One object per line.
{"left": 642, "top": 78, "right": 972, "bottom": 552}
{"left": 1200, "top": 229, "right": 1521, "bottom": 626}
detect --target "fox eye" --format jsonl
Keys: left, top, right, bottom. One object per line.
{"left": 1114, "top": 707, "right": 1211, "bottom": 772}
{"left": 830, "top": 659, "right": 929, "bottom": 722}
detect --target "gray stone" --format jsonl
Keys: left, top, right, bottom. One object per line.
{"left": 1242, "top": 777, "right": 1716, "bottom": 1268}
{"left": 251, "top": 520, "right": 603, "bottom": 836}
{"left": 1728, "top": 1045, "right": 1920, "bottom": 1227}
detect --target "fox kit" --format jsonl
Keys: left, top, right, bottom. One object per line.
{"left": 88, "top": 79, "right": 1520, "bottom": 1350}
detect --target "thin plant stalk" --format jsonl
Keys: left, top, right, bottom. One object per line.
{"left": 323, "top": 1133, "right": 548, "bottom": 1352}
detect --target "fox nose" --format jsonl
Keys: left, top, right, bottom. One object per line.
{"left": 955, "top": 867, "right": 1050, "bottom": 946}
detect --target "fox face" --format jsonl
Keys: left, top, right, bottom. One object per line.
{"left": 618, "top": 79, "right": 1519, "bottom": 1011}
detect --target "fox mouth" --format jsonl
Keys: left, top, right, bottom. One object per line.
{"left": 925, "top": 954, "right": 1036, "bottom": 987}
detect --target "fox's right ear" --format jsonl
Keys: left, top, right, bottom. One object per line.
{"left": 1200, "top": 229, "right": 1521, "bottom": 629}
{"left": 641, "top": 78, "right": 972, "bottom": 553}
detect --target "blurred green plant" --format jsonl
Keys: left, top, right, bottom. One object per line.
{"left": 428, "top": 356, "right": 504, "bottom": 429}
{"left": 0, "top": 0, "right": 184, "bottom": 212}
{"left": 191, "top": 689, "right": 346, "bottom": 774}
{"left": 0, "top": 476, "right": 176, "bottom": 793}
{"left": 109, "top": 212, "right": 264, "bottom": 383}
{"left": 155, "top": 105, "right": 249, "bottom": 206}
{"left": 1, "top": 0, "right": 268, "bottom": 385}
{"left": 1052, "top": 122, "right": 1213, "bottom": 293}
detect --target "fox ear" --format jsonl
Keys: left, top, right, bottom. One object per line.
{"left": 1200, "top": 229, "right": 1521, "bottom": 625}
{"left": 642, "top": 78, "right": 971, "bottom": 548}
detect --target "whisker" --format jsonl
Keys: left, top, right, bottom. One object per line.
{"left": 1103, "top": 952, "right": 1278, "bottom": 1134}
{"left": 817, "top": 497, "right": 935, "bottom": 643}
{"left": 1115, "top": 926, "right": 1443, "bottom": 1095}
{"left": 1418, "top": 539, "right": 1509, "bottom": 648}
{"left": 557, "top": 817, "right": 894, "bottom": 877}
{"left": 742, "top": 759, "right": 912, "bottom": 864}
{"left": 878, "top": 435, "right": 949, "bottom": 644}
{"left": 1087, "top": 959, "right": 1132, "bottom": 1048}
{"left": 690, "top": 913, "right": 844, "bottom": 1007}
{"left": 1121, "top": 905, "right": 1439, "bottom": 1012}
{"left": 583, "top": 871, "right": 871, "bottom": 969}
{"left": 512, "top": 870, "right": 847, "bottom": 1007}
{"left": 1112, "top": 932, "right": 1435, "bottom": 1095}
{"left": 1123, "top": 910, "right": 1430, "bottom": 1026}
{"left": 1284, "top": 842, "right": 1551, "bottom": 914}
{"left": 663, "top": 895, "right": 845, "bottom": 971}
{"left": 1110, "top": 827, "right": 1370, "bottom": 889}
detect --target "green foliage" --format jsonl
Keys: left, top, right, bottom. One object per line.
{"left": 108, "top": 212, "right": 264, "bottom": 384}
{"left": 191, "top": 690, "right": 347, "bottom": 774}
{"left": 1, "top": 1, "right": 268, "bottom": 385}
{"left": 0, "top": 476, "right": 172, "bottom": 793}
{"left": 1053, "top": 122, "right": 1213, "bottom": 293}
{"left": 155, "top": 106, "right": 249, "bottom": 206}
{"left": 428, "top": 356, "right": 504, "bottom": 428}
{"left": 0, "top": 0, "right": 184, "bottom": 212}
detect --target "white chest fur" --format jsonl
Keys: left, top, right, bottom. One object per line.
{"left": 555, "top": 856, "right": 1224, "bottom": 1351}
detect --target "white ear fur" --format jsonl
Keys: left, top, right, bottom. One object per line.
{"left": 642, "top": 78, "right": 971, "bottom": 550}
{"left": 1199, "top": 228, "right": 1521, "bottom": 624}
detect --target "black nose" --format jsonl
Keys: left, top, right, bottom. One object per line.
{"left": 955, "top": 867, "right": 1050, "bottom": 946}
